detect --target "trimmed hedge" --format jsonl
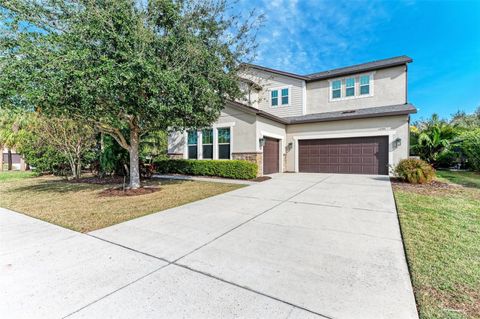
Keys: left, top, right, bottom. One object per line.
{"left": 154, "top": 159, "right": 257, "bottom": 180}
{"left": 395, "top": 158, "right": 436, "bottom": 184}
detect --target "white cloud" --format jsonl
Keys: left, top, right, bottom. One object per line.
{"left": 237, "top": 0, "right": 393, "bottom": 74}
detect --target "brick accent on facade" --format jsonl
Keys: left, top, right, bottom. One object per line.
{"left": 232, "top": 152, "right": 263, "bottom": 176}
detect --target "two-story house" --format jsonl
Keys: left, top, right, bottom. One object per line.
{"left": 168, "top": 56, "right": 417, "bottom": 176}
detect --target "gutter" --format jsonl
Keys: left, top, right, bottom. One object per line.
{"left": 227, "top": 100, "right": 417, "bottom": 126}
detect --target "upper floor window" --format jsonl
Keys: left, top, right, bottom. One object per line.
{"left": 360, "top": 75, "right": 370, "bottom": 95}
{"left": 345, "top": 78, "right": 355, "bottom": 97}
{"left": 270, "top": 87, "right": 290, "bottom": 107}
{"left": 330, "top": 73, "right": 374, "bottom": 101}
{"left": 281, "top": 88, "right": 289, "bottom": 105}
{"left": 331, "top": 80, "right": 341, "bottom": 99}
{"left": 271, "top": 90, "right": 278, "bottom": 107}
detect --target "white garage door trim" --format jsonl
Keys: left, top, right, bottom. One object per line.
{"left": 293, "top": 130, "right": 396, "bottom": 173}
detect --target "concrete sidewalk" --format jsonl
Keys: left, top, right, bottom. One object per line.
{"left": 1, "top": 173, "right": 418, "bottom": 319}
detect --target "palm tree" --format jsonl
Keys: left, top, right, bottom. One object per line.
{"left": 411, "top": 114, "right": 457, "bottom": 165}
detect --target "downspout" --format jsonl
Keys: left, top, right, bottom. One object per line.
{"left": 405, "top": 64, "right": 408, "bottom": 104}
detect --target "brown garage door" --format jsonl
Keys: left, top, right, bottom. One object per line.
{"left": 299, "top": 136, "right": 389, "bottom": 175}
{"left": 263, "top": 137, "right": 280, "bottom": 175}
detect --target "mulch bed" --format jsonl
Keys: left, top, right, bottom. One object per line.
{"left": 98, "top": 186, "right": 161, "bottom": 197}
{"left": 156, "top": 173, "right": 271, "bottom": 182}
{"left": 68, "top": 176, "right": 126, "bottom": 185}
{"left": 250, "top": 176, "right": 271, "bottom": 182}
{"left": 391, "top": 177, "right": 459, "bottom": 195}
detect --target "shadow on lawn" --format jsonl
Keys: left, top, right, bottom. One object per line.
{"left": 6, "top": 177, "right": 187, "bottom": 195}
{"left": 6, "top": 179, "right": 105, "bottom": 194}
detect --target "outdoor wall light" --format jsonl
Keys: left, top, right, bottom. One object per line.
{"left": 394, "top": 137, "right": 402, "bottom": 148}
{"left": 259, "top": 137, "right": 266, "bottom": 148}
{"left": 286, "top": 142, "right": 293, "bottom": 152}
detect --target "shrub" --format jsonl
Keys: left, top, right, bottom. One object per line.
{"left": 154, "top": 159, "right": 257, "bottom": 180}
{"left": 459, "top": 129, "right": 480, "bottom": 171}
{"left": 395, "top": 158, "right": 436, "bottom": 184}
{"left": 17, "top": 143, "right": 70, "bottom": 176}
{"left": 436, "top": 149, "right": 459, "bottom": 168}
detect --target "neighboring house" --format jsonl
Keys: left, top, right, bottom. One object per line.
{"left": 1, "top": 147, "right": 26, "bottom": 171}
{"left": 168, "top": 56, "right": 417, "bottom": 176}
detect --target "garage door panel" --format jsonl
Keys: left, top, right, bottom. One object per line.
{"left": 298, "top": 136, "right": 388, "bottom": 175}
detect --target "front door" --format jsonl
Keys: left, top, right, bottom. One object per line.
{"left": 263, "top": 137, "right": 280, "bottom": 175}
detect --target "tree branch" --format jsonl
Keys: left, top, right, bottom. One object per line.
{"left": 96, "top": 123, "right": 130, "bottom": 151}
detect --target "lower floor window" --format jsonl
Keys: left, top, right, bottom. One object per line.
{"left": 187, "top": 127, "right": 231, "bottom": 160}
{"left": 202, "top": 129, "right": 213, "bottom": 159}
{"left": 187, "top": 130, "right": 197, "bottom": 159}
{"left": 218, "top": 127, "right": 231, "bottom": 159}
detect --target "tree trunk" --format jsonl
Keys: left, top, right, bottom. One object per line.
{"left": 69, "top": 159, "right": 76, "bottom": 179}
{"left": 76, "top": 158, "right": 82, "bottom": 179}
{"left": 0, "top": 145, "right": 3, "bottom": 171}
{"left": 7, "top": 149, "right": 12, "bottom": 171}
{"left": 129, "top": 124, "right": 141, "bottom": 189}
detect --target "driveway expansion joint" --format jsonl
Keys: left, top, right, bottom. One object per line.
{"left": 288, "top": 200, "right": 396, "bottom": 214}
{"left": 173, "top": 262, "right": 334, "bottom": 319}
{"left": 62, "top": 263, "right": 171, "bottom": 318}
{"left": 83, "top": 233, "right": 334, "bottom": 319}
{"left": 172, "top": 174, "right": 333, "bottom": 264}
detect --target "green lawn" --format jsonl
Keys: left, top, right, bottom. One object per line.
{"left": 0, "top": 170, "right": 36, "bottom": 182}
{"left": 393, "top": 171, "right": 480, "bottom": 319}
{"left": 436, "top": 170, "right": 480, "bottom": 189}
{"left": 0, "top": 171, "right": 243, "bottom": 232}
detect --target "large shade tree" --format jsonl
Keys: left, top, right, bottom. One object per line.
{"left": 0, "top": 0, "right": 260, "bottom": 188}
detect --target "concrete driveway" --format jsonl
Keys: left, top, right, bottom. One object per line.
{"left": 1, "top": 173, "right": 418, "bottom": 319}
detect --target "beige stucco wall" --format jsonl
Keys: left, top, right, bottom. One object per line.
{"left": 167, "top": 104, "right": 257, "bottom": 157}
{"left": 240, "top": 68, "right": 305, "bottom": 117}
{"left": 306, "top": 65, "right": 407, "bottom": 113}
{"left": 167, "top": 105, "right": 410, "bottom": 176}
{"left": 220, "top": 105, "right": 257, "bottom": 153}
{"left": 285, "top": 115, "right": 410, "bottom": 174}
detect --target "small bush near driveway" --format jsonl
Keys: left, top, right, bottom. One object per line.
{"left": 154, "top": 159, "right": 257, "bottom": 180}
{"left": 395, "top": 158, "right": 436, "bottom": 184}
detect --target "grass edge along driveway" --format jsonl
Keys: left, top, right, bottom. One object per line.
{"left": 0, "top": 172, "right": 244, "bottom": 233}
{"left": 393, "top": 171, "right": 480, "bottom": 319}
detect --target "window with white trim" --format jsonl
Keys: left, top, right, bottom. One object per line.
{"left": 281, "top": 88, "right": 289, "bottom": 105}
{"left": 330, "top": 73, "right": 373, "bottom": 101}
{"left": 360, "top": 75, "right": 370, "bottom": 95}
{"left": 217, "top": 127, "right": 231, "bottom": 159}
{"left": 271, "top": 90, "right": 278, "bottom": 107}
{"left": 331, "top": 80, "right": 341, "bottom": 99}
{"left": 270, "top": 87, "right": 290, "bottom": 107}
{"left": 187, "top": 130, "right": 198, "bottom": 159}
{"left": 202, "top": 128, "right": 213, "bottom": 159}
{"left": 345, "top": 78, "right": 355, "bottom": 97}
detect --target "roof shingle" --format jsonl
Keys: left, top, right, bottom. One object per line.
{"left": 244, "top": 56, "right": 413, "bottom": 82}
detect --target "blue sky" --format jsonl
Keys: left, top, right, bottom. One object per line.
{"left": 236, "top": 0, "right": 480, "bottom": 120}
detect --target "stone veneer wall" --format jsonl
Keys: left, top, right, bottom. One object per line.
{"left": 232, "top": 152, "right": 263, "bottom": 176}
{"left": 167, "top": 153, "right": 184, "bottom": 160}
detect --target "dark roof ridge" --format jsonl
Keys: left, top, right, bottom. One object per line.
{"left": 244, "top": 56, "right": 412, "bottom": 82}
